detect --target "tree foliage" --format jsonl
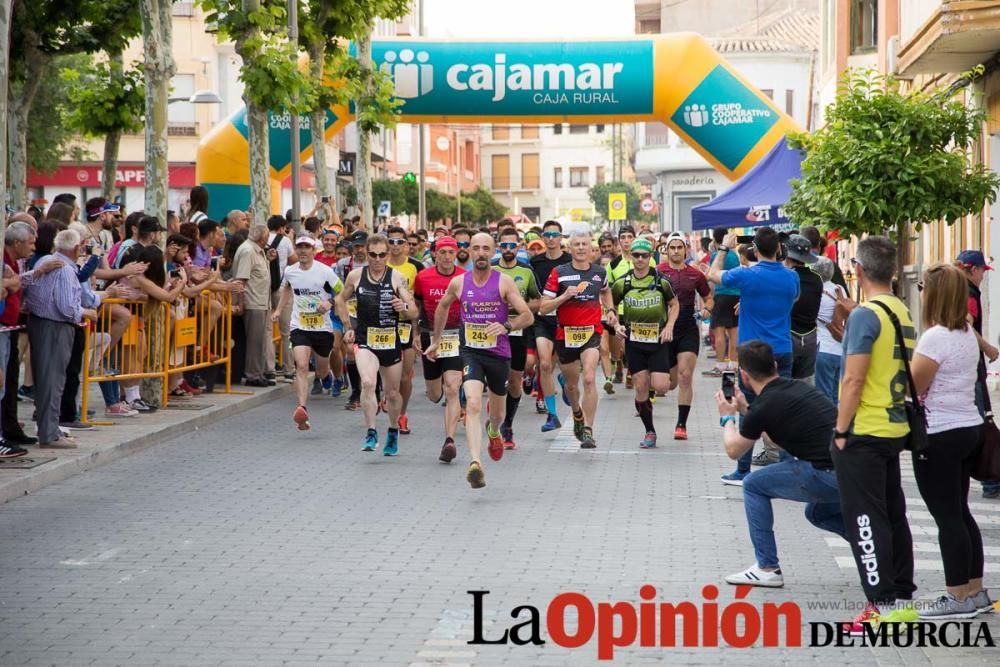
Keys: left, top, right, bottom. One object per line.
{"left": 371, "top": 180, "right": 507, "bottom": 223}
{"left": 588, "top": 180, "right": 654, "bottom": 222}
{"left": 785, "top": 69, "right": 1000, "bottom": 238}
{"left": 26, "top": 54, "right": 94, "bottom": 174}
{"left": 62, "top": 59, "right": 145, "bottom": 137}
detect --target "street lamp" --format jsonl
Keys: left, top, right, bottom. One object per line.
{"left": 168, "top": 90, "right": 223, "bottom": 104}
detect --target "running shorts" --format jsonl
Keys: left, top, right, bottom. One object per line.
{"left": 420, "top": 329, "right": 463, "bottom": 380}
{"left": 555, "top": 331, "right": 601, "bottom": 365}
{"left": 712, "top": 295, "right": 740, "bottom": 329}
{"left": 290, "top": 329, "right": 334, "bottom": 357}
{"left": 461, "top": 347, "right": 511, "bottom": 396}
{"left": 667, "top": 323, "right": 700, "bottom": 367}
{"left": 625, "top": 341, "right": 671, "bottom": 375}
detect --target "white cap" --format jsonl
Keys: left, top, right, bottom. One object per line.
{"left": 294, "top": 236, "right": 320, "bottom": 248}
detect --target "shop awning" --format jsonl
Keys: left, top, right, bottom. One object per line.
{"left": 691, "top": 136, "right": 802, "bottom": 231}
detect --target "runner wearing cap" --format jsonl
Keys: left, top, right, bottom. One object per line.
{"left": 529, "top": 220, "right": 572, "bottom": 432}
{"left": 272, "top": 236, "right": 343, "bottom": 430}
{"left": 386, "top": 226, "right": 426, "bottom": 435}
{"left": 336, "top": 234, "right": 418, "bottom": 454}
{"left": 540, "top": 227, "right": 615, "bottom": 449}
{"left": 337, "top": 230, "right": 368, "bottom": 410}
{"left": 426, "top": 233, "right": 534, "bottom": 488}
{"left": 607, "top": 226, "right": 636, "bottom": 387}
{"left": 412, "top": 236, "right": 466, "bottom": 463}
{"left": 492, "top": 226, "right": 541, "bottom": 450}
{"left": 658, "top": 232, "right": 713, "bottom": 440}
{"left": 611, "top": 238, "right": 678, "bottom": 448}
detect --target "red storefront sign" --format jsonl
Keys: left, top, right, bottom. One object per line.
{"left": 27, "top": 164, "right": 198, "bottom": 188}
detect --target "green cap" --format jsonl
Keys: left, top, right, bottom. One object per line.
{"left": 630, "top": 238, "right": 653, "bottom": 254}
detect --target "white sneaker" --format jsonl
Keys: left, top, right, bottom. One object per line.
{"left": 725, "top": 564, "right": 784, "bottom": 588}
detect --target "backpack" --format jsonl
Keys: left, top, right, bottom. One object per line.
{"left": 620, "top": 269, "right": 672, "bottom": 305}
{"left": 823, "top": 285, "right": 856, "bottom": 342}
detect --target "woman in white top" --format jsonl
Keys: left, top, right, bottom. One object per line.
{"left": 813, "top": 257, "right": 843, "bottom": 406}
{"left": 910, "top": 263, "right": 991, "bottom": 619}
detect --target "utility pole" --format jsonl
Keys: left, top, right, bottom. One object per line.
{"left": 418, "top": 0, "right": 427, "bottom": 229}
{"left": 288, "top": 0, "right": 301, "bottom": 231}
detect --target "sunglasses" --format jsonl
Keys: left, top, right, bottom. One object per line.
{"left": 457, "top": 241, "right": 470, "bottom": 248}
{"left": 850, "top": 257, "right": 863, "bottom": 269}
{"left": 368, "top": 251, "right": 388, "bottom": 259}
{"left": 631, "top": 252, "right": 650, "bottom": 260}
{"left": 387, "top": 238, "right": 407, "bottom": 246}
{"left": 408, "top": 241, "right": 418, "bottom": 246}
{"left": 499, "top": 242, "right": 518, "bottom": 250}
{"left": 542, "top": 231, "right": 562, "bottom": 238}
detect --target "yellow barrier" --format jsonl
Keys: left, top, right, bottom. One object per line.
{"left": 81, "top": 291, "right": 236, "bottom": 422}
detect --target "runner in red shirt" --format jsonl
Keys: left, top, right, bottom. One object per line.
{"left": 540, "top": 229, "right": 616, "bottom": 449}
{"left": 412, "top": 237, "right": 466, "bottom": 463}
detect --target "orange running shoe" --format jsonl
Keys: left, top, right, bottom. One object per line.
{"left": 397, "top": 414, "right": 411, "bottom": 434}
{"left": 674, "top": 425, "right": 688, "bottom": 440}
{"left": 486, "top": 422, "right": 504, "bottom": 462}
{"left": 293, "top": 405, "right": 310, "bottom": 431}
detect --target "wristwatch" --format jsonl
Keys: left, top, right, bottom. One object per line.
{"left": 719, "top": 245, "right": 730, "bottom": 252}
{"left": 833, "top": 428, "right": 850, "bottom": 439}
{"left": 503, "top": 322, "right": 512, "bottom": 333}
{"left": 720, "top": 415, "right": 737, "bottom": 428}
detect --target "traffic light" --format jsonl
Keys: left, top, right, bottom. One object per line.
{"left": 402, "top": 172, "right": 416, "bottom": 183}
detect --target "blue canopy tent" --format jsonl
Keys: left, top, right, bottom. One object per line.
{"left": 691, "top": 136, "right": 804, "bottom": 232}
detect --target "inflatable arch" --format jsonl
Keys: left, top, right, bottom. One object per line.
{"left": 196, "top": 34, "right": 799, "bottom": 221}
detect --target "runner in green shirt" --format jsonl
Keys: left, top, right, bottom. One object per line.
{"left": 611, "top": 238, "right": 679, "bottom": 449}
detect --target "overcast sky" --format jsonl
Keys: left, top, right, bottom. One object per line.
{"left": 422, "top": 0, "right": 636, "bottom": 38}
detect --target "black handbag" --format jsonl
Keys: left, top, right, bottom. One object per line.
{"left": 870, "top": 300, "right": 928, "bottom": 452}
{"left": 973, "top": 381, "right": 1000, "bottom": 482}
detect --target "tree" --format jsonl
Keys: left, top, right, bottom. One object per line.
{"left": 462, "top": 186, "right": 507, "bottom": 224}
{"left": 0, "top": 0, "right": 12, "bottom": 247}
{"left": 372, "top": 178, "right": 407, "bottom": 216}
{"left": 63, "top": 55, "right": 145, "bottom": 199}
{"left": 138, "top": 0, "right": 175, "bottom": 230}
{"left": 588, "top": 180, "right": 652, "bottom": 223}
{"left": 26, "top": 54, "right": 94, "bottom": 177}
{"left": 8, "top": 0, "right": 140, "bottom": 209}
{"left": 785, "top": 69, "right": 1000, "bottom": 273}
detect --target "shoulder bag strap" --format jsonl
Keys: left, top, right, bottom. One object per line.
{"left": 869, "top": 299, "right": 921, "bottom": 407}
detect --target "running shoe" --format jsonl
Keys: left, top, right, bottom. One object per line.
{"left": 130, "top": 399, "right": 157, "bottom": 413}
{"left": 613, "top": 367, "right": 623, "bottom": 384}
{"left": 522, "top": 375, "right": 533, "bottom": 395}
{"left": 383, "top": 430, "right": 399, "bottom": 456}
{"left": 541, "top": 414, "right": 562, "bottom": 433}
{"left": 535, "top": 397, "right": 546, "bottom": 414}
{"left": 876, "top": 605, "right": 919, "bottom": 635}
{"left": 843, "top": 603, "right": 880, "bottom": 636}
{"left": 466, "top": 461, "right": 486, "bottom": 489}
{"left": 105, "top": 403, "right": 138, "bottom": 418}
{"left": 293, "top": 405, "right": 310, "bottom": 431}
{"left": 331, "top": 377, "right": 344, "bottom": 397}
{"left": 725, "top": 564, "right": 784, "bottom": 588}
{"left": 572, "top": 413, "right": 585, "bottom": 442}
{"left": 701, "top": 367, "right": 724, "bottom": 377}
{"left": 720, "top": 470, "right": 747, "bottom": 487}
{"left": 486, "top": 422, "right": 504, "bottom": 462}
{"left": 397, "top": 414, "right": 411, "bottom": 435}
{"left": 752, "top": 450, "right": 779, "bottom": 466}
{"left": 0, "top": 441, "right": 28, "bottom": 458}
{"left": 674, "top": 425, "right": 688, "bottom": 440}
{"left": 17, "top": 385, "right": 34, "bottom": 402}
{"left": 603, "top": 380, "right": 614, "bottom": 395}
{"left": 580, "top": 426, "right": 596, "bottom": 449}
{"left": 179, "top": 379, "right": 203, "bottom": 396}
{"left": 971, "top": 589, "right": 995, "bottom": 614}
{"left": 640, "top": 431, "right": 657, "bottom": 449}
{"left": 311, "top": 377, "right": 322, "bottom": 395}
{"left": 500, "top": 424, "right": 516, "bottom": 450}
{"left": 918, "top": 594, "right": 978, "bottom": 620}
{"left": 321, "top": 373, "right": 334, "bottom": 391}
{"left": 439, "top": 438, "right": 457, "bottom": 463}
{"left": 362, "top": 428, "right": 378, "bottom": 452}
{"left": 558, "top": 373, "right": 570, "bottom": 406}
{"left": 345, "top": 398, "right": 360, "bottom": 411}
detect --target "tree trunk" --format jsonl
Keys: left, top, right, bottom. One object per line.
{"left": 102, "top": 130, "right": 122, "bottom": 200}
{"left": 246, "top": 101, "right": 271, "bottom": 227}
{"left": 7, "top": 36, "right": 47, "bottom": 211}
{"left": 308, "top": 42, "right": 330, "bottom": 205}
{"left": 0, "top": 0, "right": 12, "bottom": 248}
{"left": 138, "top": 0, "right": 176, "bottom": 406}
{"left": 356, "top": 34, "right": 373, "bottom": 232}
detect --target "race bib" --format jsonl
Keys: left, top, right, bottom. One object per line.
{"left": 508, "top": 328, "right": 523, "bottom": 337}
{"left": 464, "top": 322, "right": 496, "bottom": 349}
{"left": 347, "top": 298, "right": 358, "bottom": 318}
{"left": 564, "top": 325, "right": 595, "bottom": 348}
{"left": 629, "top": 322, "right": 659, "bottom": 344}
{"left": 398, "top": 321, "right": 412, "bottom": 344}
{"left": 439, "top": 330, "right": 460, "bottom": 358}
{"left": 366, "top": 327, "right": 396, "bottom": 350}
{"left": 299, "top": 312, "right": 326, "bottom": 329}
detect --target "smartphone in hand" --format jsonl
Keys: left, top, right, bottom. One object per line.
{"left": 722, "top": 372, "right": 736, "bottom": 402}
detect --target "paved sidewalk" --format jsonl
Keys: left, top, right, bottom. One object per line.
{"left": 0, "top": 381, "right": 291, "bottom": 505}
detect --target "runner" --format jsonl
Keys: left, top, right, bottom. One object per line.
{"left": 336, "top": 231, "right": 368, "bottom": 410}
{"left": 529, "top": 220, "right": 572, "bottom": 432}
{"left": 611, "top": 238, "right": 679, "bottom": 448}
{"left": 271, "top": 236, "right": 343, "bottom": 430}
{"left": 606, "top": 226, "right": 636, "bottom": 386}
{"left": 540, "top": 227, "right": 615, "bottom": 449}
{"left": 386, "top": 225, "right": 426, "bottom": 435}
{"left": 412, "top": 237, "right": 465, "bottom": 463}
{"left": 492, "top": 227, "right": 541, "bottom": 450}
{"left": 335, "top": 234, "right": 418, "bottom": 454}
{"left": 426, "top": 233, "right": 534, "bottom": 488}
{"left": 658, "top": 232, "right": 713, "bottom": 440}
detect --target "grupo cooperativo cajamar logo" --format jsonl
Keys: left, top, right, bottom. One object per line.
{"left": 468, "top": 587, "right": 997, "bottom": 660}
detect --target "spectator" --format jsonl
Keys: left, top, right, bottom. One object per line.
{"left": 315, "top": 231, "right": 339, "bottom": 267}
{"left": 194, "top": 219, "right": 224, "bottom": 269}
{"left": 2, "top": 222, "right": 38, "bottom": 448}
{"left": 266, "top": 215, "right": 295, "bottom": 379}
{"left": 707, "top": 227, "right": 799, "bottom": 485}
{"left": 221, "top": 229, "right": 249, "bottom": 384}
{"left": 220, "top": 229, "right": 248, "bottom": 277}
{"left": 166, "top": 209, "right": 180, "bottom": 234}
{"left": 786, "top": 233, "right": 823, "bottom": 385}
{"left": 832, "top": 236, "right": 917, "bottom": 629}
{"left": 187, "top": 186, "right": 209, "bottom": 224}
{"left": 955, "top": 249, "right": 1000, "bottom": 500}
{"left": 813, "top": 256, "right": 845, "bottom": 406}
{"left": 8, "top": 212, "right": 37, "bottom": 230}
{"left": 704, "top": 228, "right": 740, "bottom": 377}
{"left": 24, "top": 230, "right": 97, "bottom": 448}
{"left": 82, "top": 197, "right": 118, "bottom": 253}
{"left": 118, "top": 216, "right": 165, "bottom": 267}
{"left": 109, "top": 212, "right": 143, "bottom": 269}
{"left": 800, "top": 225, "right": 848, "bottom": 292}
{"left": 52, "top": 193, "right": 80, "bottom": 222}
{"left": 225, "top": 209, "right": 249, "bottom": 233}
{"left": 909, "top": 263, "right": 992, "bottom": 618}
{"left": 232, "top": 225, "right": 274, "bottom": 387}
{"left": 44, "top": 203, "right": 75, "bottom": 229}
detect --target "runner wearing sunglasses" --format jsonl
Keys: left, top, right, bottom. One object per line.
{"left": 453, "top": 228, "right": 474, "bottom": 271}
{"left": 386, "top": 226, "right": 426, "bottom": 436}
{"left": 529, "top": 220, "right": 572, "bottom": 432}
